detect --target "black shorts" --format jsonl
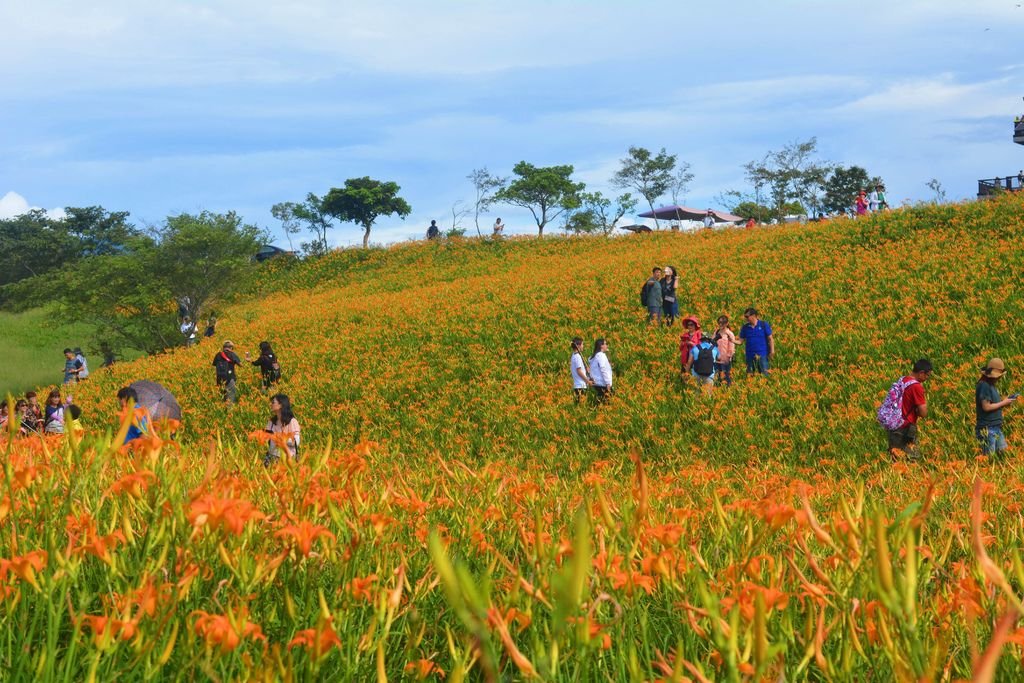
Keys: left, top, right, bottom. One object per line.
{"left": 887, "top": 424, "right": 918, "bottom": 450}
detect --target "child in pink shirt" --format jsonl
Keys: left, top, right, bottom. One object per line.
{"left": 712, "top": 315, "right": 740, "bottom": 386}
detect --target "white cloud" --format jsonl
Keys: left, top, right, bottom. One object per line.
{"left": 837, "top": 74, "right": 1018, "bottom": 118}
{"left": 0, "top": 191, "right": 66, "bottom": 220}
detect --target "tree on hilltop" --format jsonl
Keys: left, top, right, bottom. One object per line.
{"left": 467, "top": 168, "right": 506, "bottom": 237}
{"left": 49, "top": 211, "right": 264, "bottom": 353}
{"left": 562, "top": 191, "right": 638, "bottom": 236}
{"left": 495, "top": 162, "right": 584, "bottom": 236}
{"left": 322, "top": 178, "right": 412, "bottom": 249}
{"left": 611, "top": 146, "right": 679, "bottom": 229}
{"left": 742, "top": 138, "right": 831, "bottom": 221}
{"left": 271, "top": 194, "right": 336, "bottom": 256}
{"left": 822, "top": 166, "right": 883, "bottom": 216}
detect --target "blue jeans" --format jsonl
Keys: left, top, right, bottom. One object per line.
{"left": 745, "top": 354, "right": 770, "bottom": 375}
{"left": 714, "top": 361, "right": 732, "bottom": 386}
{"left": 976, "top": 425, "right": 1008, "bottom": 454}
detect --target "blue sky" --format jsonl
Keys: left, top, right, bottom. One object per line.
{"left": 2, "top": 0, "right": 1023, "bottom": 245}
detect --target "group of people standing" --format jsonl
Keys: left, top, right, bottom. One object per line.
{"left": 1, "top": 389, "right": 82, "bottom": 436}
{"left": 641, "top": 266, "right": 775, "bottom": 389}
{"left": 855, "top": 184, "right": 889, "bottom": 216}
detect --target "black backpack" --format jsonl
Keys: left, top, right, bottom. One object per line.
{"left": 693, "top": 343, "right": 715, "bottom": 377}
{"left": 214, "top": 351, "right": 235, "bottom": 381}
{"left": 266, "top": 354, "right": 282, "bottom": 382}
{"left": 639, "top": 282, "right": 651, "bottom": 307}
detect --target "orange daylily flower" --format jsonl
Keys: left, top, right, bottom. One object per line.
{"left": 288, "top": 617, "right": 342, "bottom": 660}
{"left": 188, "top": 494, "right": 266, "bottom": 536}
{"left": 193, "top": 608, "right": 266, "bottom": 653}
{"left": 275, "top": 519, "right": 336, "bottom": 557}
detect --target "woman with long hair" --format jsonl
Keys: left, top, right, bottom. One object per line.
{"left": 570, "top": 337, "right": 593, "bottom": 403}
{"left": 44, "top": 389, "right": 68, "bottom": 434}
{"left": 588, "top": 339, "right": 613, "bottom": 404}
{"left": 246, "top": 341, "right": 282, "bottom": 392}
{"left": 264, "top": 393, "right": 301, "bottom": 465}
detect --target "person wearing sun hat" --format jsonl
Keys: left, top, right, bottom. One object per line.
{"left": 976, "top": 358, "right": 1017, "bottom": 456}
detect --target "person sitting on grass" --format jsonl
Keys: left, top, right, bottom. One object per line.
{"left": 976, "top": 358, "right": 1017, "bottom": 457}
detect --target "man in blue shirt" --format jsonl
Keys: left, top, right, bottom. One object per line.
{"left": 62, "top": 348, "right": 83, "bottom": 384}
{"left": 738, "top": 307, "right": 774, "bottom": 375}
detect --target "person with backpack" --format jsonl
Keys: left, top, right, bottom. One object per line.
{"left": 976, "top": 358, "right": 1017, "bottom": 457}
{"left": 264, "top": 393, "right": 301, "bottom": 465}
{"left": 661, "top": 266, "right": 679, "bottom": 327}
{"left": 877, "top": 359, "right": 932, "bottom": 460}
{"left": 689, "top": 334, "right": 720, "bottom": 394}
{"left": 246, "top": 341, "right": 282, "bottom": 393}
{"left": 739, "top": 308, "right": 774, "bottom": 376}
{"left": 642, "top": 267, "right": 664, "bottom": 326}
{"left": 588, "top": 339, "right": 613, "bottom": 404}
{"left": 212, "top": 340, "right": 243, "bottom": 405}
{"left": 570, "top": 337, "right": 594, "bottom": 404}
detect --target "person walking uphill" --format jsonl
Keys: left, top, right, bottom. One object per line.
{"left": 739, "top": 308, "right": 774, "bottom": 375}
{"left": 246, "top": 341, "right": 282, "bottom": 393}
{"left": 976, "top": 358, "right": 1017, "bottom": 457}
{"left": 588, "top": 339, "right": 613, "bottom": 404}
{"left": 642, "top": 267, "right": 664, "bottom": 326}
{"left": 570, "top": 337, "right": 594, "bottom": 403}
{"left": 213, "top": 340, "right": 243, "bottom": 405}
{"left": 877, "top": 359, "right": 932, "bottom": 460}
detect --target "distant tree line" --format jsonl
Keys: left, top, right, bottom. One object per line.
{"left": 1, "top": 141, "right": 888, "bottom": 358}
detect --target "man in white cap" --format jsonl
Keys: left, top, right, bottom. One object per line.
{"left": 976, "top": 358, "right": 1017, "bottom": 456}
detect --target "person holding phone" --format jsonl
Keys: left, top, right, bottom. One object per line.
{"left": 976, "top": 358, "right": 1017, "bottom": 457}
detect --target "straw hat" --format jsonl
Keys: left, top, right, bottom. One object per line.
{"left": 982, "top": 358, "right": 1007, "bottom": 378}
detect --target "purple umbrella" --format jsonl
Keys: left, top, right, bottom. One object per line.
{"left": 128, "top": 380, "right": 182, "bottom": 421}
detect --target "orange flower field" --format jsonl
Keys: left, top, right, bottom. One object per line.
{"left": 4, "top": 193, "right": 1024, "bottom": 680}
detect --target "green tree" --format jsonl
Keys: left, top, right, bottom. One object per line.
{"left": 0, "top": 206, "right": 136, "bottom": 289}
{"left": 467, "top": 168, "right": 506, "bottom": 237}
{"left": 566, "top": 191, "right": 638, "bottom": 236}
{"left": 743, "top": 138, "right": 831, "bottom": 221}
{"left": 50, "top": 211, "right": 264, "bottom": 353}
{"left": 322, "top": 178, "right": 412, "bottom": 249}
{"left": 271, "top": 193, "right": 335, "bottom": 256}
{"left": 496, "top": 162, "right": 584, "bottom": 236}
{"left": 611, "top": 147, "right": 678, "bottom": 229}
{"left": 822, "top": 166, "right": 883, "bottom": 216}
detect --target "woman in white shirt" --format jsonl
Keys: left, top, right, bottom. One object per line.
{"left": 588, "top": 338, "right": 613, "bottom": 403}
{"left": 264, "top": 393, "right": 301, "bottom": 465}
{"left": 570, "top": 337, "right": 593, "bottom": 403}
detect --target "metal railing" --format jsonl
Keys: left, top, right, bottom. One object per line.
{"left": 978, "top": 175, "right": 1024, "bottom": 197}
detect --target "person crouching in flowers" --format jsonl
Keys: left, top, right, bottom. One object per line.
{"left": 570, "top": 337, "right": 594, "bottom": 403}
{"left": 588, "top": 339, "right": 613, "bottom": 404}
{"left": 264, "top": 393, "right": 301, "bottom": 466}
{"left": 116, "top": 386, "right": 150, "bottom": 445}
